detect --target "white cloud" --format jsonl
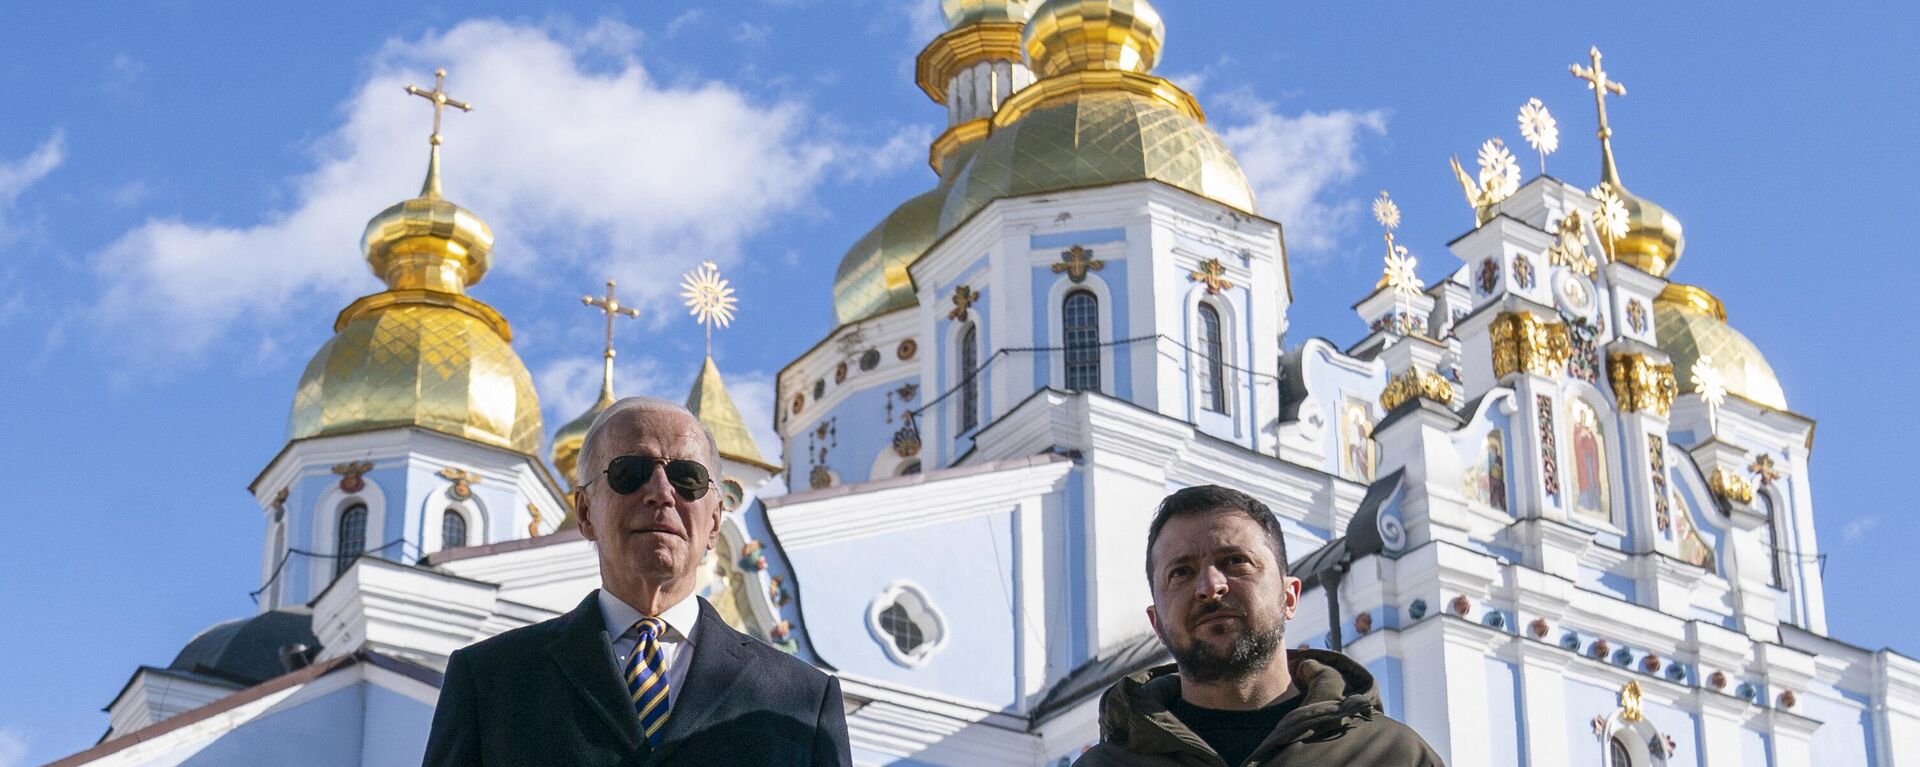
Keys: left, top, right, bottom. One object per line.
{"left": 1842, "top": 515, "right": 1879, "bottom": 543}
{"left": 0, "top": 726, "right": 28, "bottom": 767}
{"left": 665, "top": 9, "right": 704, "bottom": 37}
{"left": 895, "top": 0, "right": 948, "bottom": 44}
{"left": 93, "top": 19, "right": 848, "bottom": 362}
{"left": 1214, "top": 98, "right": 1387, "bottom": 257}
{"left": 840, "top": 124, "right": 933, "bottom": 182}
{"left": 0, "top": 131, "right": 64, "bottom": 235}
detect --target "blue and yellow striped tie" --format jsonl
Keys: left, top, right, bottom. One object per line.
{"left": 624, "top": 617, "right": 672, "bottom": 747}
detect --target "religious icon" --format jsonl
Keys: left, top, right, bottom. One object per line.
{"left": 1461, "top": 430, "right": 1509, "bottom": 511}
{"left": 1341, "top": 399, "right": 1376, "bottom": 482}
{"left": 1569, "top": 400, "right": 1610, "bottom": 521}
{"left": 1672, "top": 488, "right": 1715, "bottom": 570}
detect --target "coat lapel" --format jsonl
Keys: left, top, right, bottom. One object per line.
{"left": 544, "top": 591, "right": 644, "bottom": 755}
{"left": 642, "top": 597, "right": 759, "bottom": 766}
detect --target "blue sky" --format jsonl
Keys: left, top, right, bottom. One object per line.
{"left": 1, "top": 1, "right": 1914, "bottom": 762}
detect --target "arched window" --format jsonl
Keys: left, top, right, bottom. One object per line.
{"left": 898, "top": 460, "right": 922, "bottom": 477}
{"left": 442, "top": 509, "right": 469, "bottom": 550}
{"left": 960, "top": 323, "right": 980, "bottom": 432}
{"left": 1609, "top": 737, "right": 1633, "bottom": 767}
{"left": 1760, "top": 494, "right": 1786, "bottom": 588}
{"left": 335, "top": 503, "right": 367, "bottom": 577}
{"left": 1198, "top": 303, "right": 1227, "bottom": 413}
{"left": 1063, "top": 290, "right": 1100, "bottom": 392}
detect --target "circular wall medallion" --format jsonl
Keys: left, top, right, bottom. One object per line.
{"left": 791, "top": 393, "right": 804, "bottom": 414}
{"left": 897, "top": 339, "right": 918, "bottom": 360}
{"left": 1554, "top": 271, "right": 1595, "bottom": 315}
{"left": 859, "top": 349, "right": 881, "bottom": 371}
{"left": 834, "top": 362, "right": 848, "bottom": 384}
{"left": 812, "top": 379, "right": 826, "bottom": 399}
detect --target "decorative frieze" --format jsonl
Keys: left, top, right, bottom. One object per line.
{"left": 1608, "top": 352, "right": 1678, "bottom": 416}
{"left": 1490, "top": 312, "right": 1571, "bottom": 378}
{"left": 1378, "top": 367, "right": 1455, "bottom": 412}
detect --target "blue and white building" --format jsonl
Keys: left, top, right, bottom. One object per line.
{"left": 57, "top": 1, "right": 1920, "bottom": 766}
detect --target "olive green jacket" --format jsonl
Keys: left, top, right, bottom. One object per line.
{"left": 1071, "top": 650, "right": 1444, "bottom": 767}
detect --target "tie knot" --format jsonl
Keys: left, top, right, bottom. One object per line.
{"left": 635, "top": 617, "right": 667, "bottom": 638}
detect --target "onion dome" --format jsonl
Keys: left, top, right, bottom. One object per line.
{"left": 290, "top": 131, "right": 542, "bottom": 454}
{"left": 550, "top": 376, "right": 614, "bottom": 489}
{"left": 937, "top": 0, "right": 1252, "bottom": 235}
{"left": 1599, "top": 161, "right": 1686, "bottom": 278}
{"left": 833, "top": 187, "right": 945, "bottom": 326}
{"left": 1024, "top": 0, "right": 1166, "bottom": 77}
{"left": 942, "top": 0, "right": 1032, "bottom": 27}
{"left": 686, "top": 356, "right": 779, "bottom": 472}
{"left": 1654, "top": 283, "right": 1786, "bottom": 410}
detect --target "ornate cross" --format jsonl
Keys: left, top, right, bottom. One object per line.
{"left": 1051, "top": 245, "right": 1105, "bottom": 283}
{"left": 1189, "top": 258, "right": 1235, "bottom": 294}
{"left": 948, "top": 284, "right": 980, "bottom": 321}
{"left": 405, "top": 68, "right": 473, "bottom": 147}
{"left": 582, "top": 279, "right": 641, "bottom": 400}
{"left": 1749, "top": 454, "right": 1783, "bottom": 487}
{"left": 1569, "top": 46, "right": 1628, "bottom": 182}
{"left": 437, "top": 467, "right": 481, "bottom": 500}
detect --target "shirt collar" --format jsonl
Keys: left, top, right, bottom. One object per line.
{"left": 598, "top": 588, "right": 701, "bottom": 643}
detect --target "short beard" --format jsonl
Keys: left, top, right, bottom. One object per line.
{"left": 1169, "top": 619, "right": 1285, "bottom": 684}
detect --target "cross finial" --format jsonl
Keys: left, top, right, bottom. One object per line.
{"left": 403, "top": 67, "right": 474, "bottom": 198}
{"left": 582, "top": 279, "right": 641, "bottom": 404}
{"left": 1569, "top": 46, "right": 1628, "bottom": 187}
{"left": 1050, "top": 245, "right": 1105, "bottom": 283}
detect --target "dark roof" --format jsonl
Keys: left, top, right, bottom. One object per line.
{"left": 169, "top": 608, "right": 320, "bottom": 686}
{"left": 1032, "top": 632, "right": 1169, "bottom": 720}
{"left": 423, "top": 527, "right": 585, "bottom": 565}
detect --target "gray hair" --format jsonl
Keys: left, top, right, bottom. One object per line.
{"left": 577, "top": 396, "right": 721, "bottom": 488}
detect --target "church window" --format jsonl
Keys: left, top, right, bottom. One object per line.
{"left": 1761, "top": 494, "right": 1786, "bottom": 588}
{"left": 1063, "top": 290, "right": 1100, "bottom": 392}
{"left": 960, "top": 323, "right": 980, "bottom": 432}
{"left": 1609, "top": 737, "right": 1633, "bottom": 767}
{"left": 867, "top": 582, "right": 946, "bottom": 667}
{"left": 1198, "top": 303, "right": 1226, "bottom": 413}
{"left": 335, "top": 503, "right": 367, "bottom": 577}
{"left": 442, "top": 509, "right": 468, "bottom": 550}
{"left": 1568, "top": 400, "right": 1611, "bottom": 523}
{"left": 898, "top": 460, "right": 921, "bottom": 477}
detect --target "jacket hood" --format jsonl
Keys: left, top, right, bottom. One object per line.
{"left": 1097, "top": 649, "right": 1383, "bottom": 759}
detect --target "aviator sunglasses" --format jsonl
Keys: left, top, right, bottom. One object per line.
{"left": 583, "top": 455, "right": 714, "bottom": 500}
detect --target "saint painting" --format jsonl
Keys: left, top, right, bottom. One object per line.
{"left": 1462, "top": 430, "right": 1508, "bottom": 511}
{"left": 1569, "top": 400, "right": 1610, "bottom": 522}
{"left": 1342, "top": 399, "right": 1376, "bottom": 482}
{"left": 1672, "top": 488, "right": 1716, "bottom": 571}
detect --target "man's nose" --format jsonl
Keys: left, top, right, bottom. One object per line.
{"left": 1193, "top": 566, "right": 1229, "bottom": 601}
{"left": 637, "top": 462, "right": 676, "bottom": 506}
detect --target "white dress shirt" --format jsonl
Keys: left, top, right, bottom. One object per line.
{"left": 599, "top": 589, "right": 701, "bottom": 699}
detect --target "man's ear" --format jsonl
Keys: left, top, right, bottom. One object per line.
{"left": 1146, "top": 605, "right": 1161, "bottom": 636}
{"left": 1280, "top": 575, "right": 1302, "bottom": 620}
{"left": 574, "top": 488, "right": 596, "bottom": 541}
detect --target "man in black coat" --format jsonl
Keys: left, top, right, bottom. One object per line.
{"left": 423, "top": 397, "right": 852, "bottom": 766}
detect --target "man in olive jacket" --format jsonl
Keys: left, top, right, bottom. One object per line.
{"left": 1074, "top": 485, "right": 1442, "bottom": 767}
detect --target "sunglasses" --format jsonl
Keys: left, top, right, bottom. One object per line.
{"left": 583, "top": 455, "right": 714, "bottom": 500}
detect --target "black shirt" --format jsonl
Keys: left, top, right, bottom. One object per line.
{"left": 1167, "top": 692, "right": 1305, "bottom": 767}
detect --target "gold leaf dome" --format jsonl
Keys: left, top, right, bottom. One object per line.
{"left": 1024, "top": 0, "right": 1166, "bottom": 77}
{"left": 288, "top": 150, "right": 542, "bottom": 455}
{"left": 942, "top": 0, "right": 1033, "bottom": 27}
{"left": 938, "top": 89, "right": 1255, "bottom": 235}
{"left": 550, "top": 386, "right": 613, "bottom": 488}
{"left": 1607, "top": 181, "right": 1686, "bottom": 277}
{"left": 833, "top": 187, "right": 945, "bottom": 326}
{"left": 1654, "top": 283, "right": 1786, "bottom": 411}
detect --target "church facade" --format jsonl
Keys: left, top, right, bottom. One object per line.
{"left": 56, "top": 2, "right": 1920, "bottom": 766}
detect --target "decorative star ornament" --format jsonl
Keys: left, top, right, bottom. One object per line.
{"left": 680, "top": 260, "right": 739, "bottom": 356}
{"left": 1372, "top": 190, "right": 1402, "bottom": 231}
{"left": 1518, "top": 98, "right": 1559, "bottom": 174}
{"left": 1383, "top": 247, "right": 1423, "bottom": 298}
{"left": 1477, "top": 138, "right": 1521, "bottom": 203}
{"left": 1590, "top": 184, "right": 1630, "bottom": 257}
{"left": 1692, "top": 355, "right": 1728, "bottom": 432}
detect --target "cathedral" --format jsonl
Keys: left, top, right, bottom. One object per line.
{"left": 53, "top": 1, "right": 1920, "bottom": 766}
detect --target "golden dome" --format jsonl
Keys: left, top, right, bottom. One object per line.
{"left": 1608, "top": 183, "right": 1686, "bottom": 277}
{"left": 943, "top": 0, "right": 1032, "bottom": 27}
{"left": 289, "top": 144, "right": 542, "bottom": 455}
{"left": 550, "top": 386, "right": 613, "bottom": 488}
{"left": 1654, "top": 283, "right": 1787, "bottom": 411}
{"left": 687, "top": 356, "right": 779, "bottom": 472}
{"left": 1024, "top": 0, "right": 1166, "bottom": 78}
{"left": 834, "top": 187, "right": 944, "bottom": 326}
{"left": 938, "top": 89, "right": 1254, "bottom": 235}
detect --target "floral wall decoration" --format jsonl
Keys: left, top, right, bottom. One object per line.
{"left": 1650, "top": 435, "right": 1671, "bottom": 534}
{"left": 1567, "top": 318, "right": 1602, "bottom": 383}
{"left": 1537, "top": 395, "right": 1561, "bottom": 504}
{"left": 1477, "top": 259, "right": 1500, "bottom": 295}
{"left": 1513, "top": 254, "right": 1536, "bottom": 290}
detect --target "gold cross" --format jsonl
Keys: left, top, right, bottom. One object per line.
{"left": 582, "top": 279, "right": 642, "bottom": 401}
{"left": 1749, "top": 454, "right": 1783, "bottom": 487}
{"left": 1050, "top": 245, "right": 1105, "bottom": 283}
{"left": 1569, "top": 46, "right": 1628, "bottom": 183}
{"left": 1189, "top": 258, "right": 1235, "bottom": 294}
{"left": 405, "top": 68, "right": 473, "bottom": 147}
